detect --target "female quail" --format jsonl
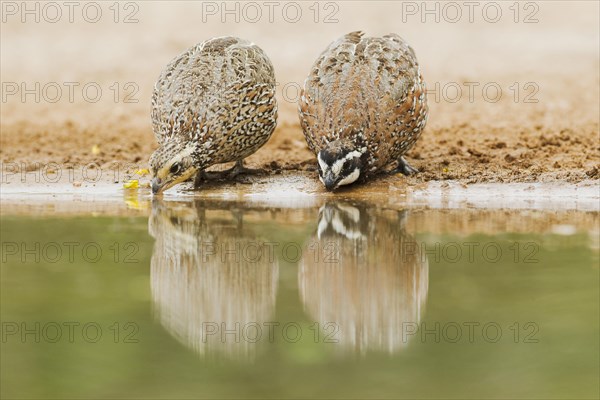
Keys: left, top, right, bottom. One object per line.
{"left": 298, "top": 31, "right": 428, "bottom": 190}
{"left": 150, "top": 37, "right": 277, "bottom": 194}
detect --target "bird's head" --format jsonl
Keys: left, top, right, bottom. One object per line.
{"left": 317, "top": 140, "right": 366, "bottom": 191}
{"left": 150, "top": 141, "right": 198, "bottom": 195}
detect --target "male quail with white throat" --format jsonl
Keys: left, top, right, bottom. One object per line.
{"left": 298, "top": 31, "right": 428, "bottom": 190}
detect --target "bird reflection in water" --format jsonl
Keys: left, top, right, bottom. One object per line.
{"left": 299, "top": 202, "right": 429, "bottom": 354}
{"left": 148, "top": 199, "right": 279, "bottom": 361}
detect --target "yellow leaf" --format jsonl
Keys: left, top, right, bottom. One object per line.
{"left": 135, "top": 169, "right": 150, "bottom": 176}
{"left": 91, "top": 144, "right": 100, "bottom": 155}
{"left": 123, "top": 180, "right": 139, "bottom": 189}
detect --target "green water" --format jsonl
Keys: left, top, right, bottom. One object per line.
{"left": 1, "top": 200, "right": 598, "bottom": 399}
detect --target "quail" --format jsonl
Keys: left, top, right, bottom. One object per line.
{"left": 149, "top": 199, "right": 278, "bottom": 359}
{"left": 150, "top": 37, "right": 277, "bottom": 194}
{"left": 298, "top": 31, "right": 428, "bottom": 190}
{"left": 299, "top": 202, "right": 429, "bottom": 353}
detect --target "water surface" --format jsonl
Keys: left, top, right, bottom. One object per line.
{"left": 1, "top": 199, "right": 598, "bottom": 399}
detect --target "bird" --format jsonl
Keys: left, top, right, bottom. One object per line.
{"left": 298, "top": 31, "right": 428, "bottom": 190}
{"left": 298, "top": 201, "right": 429, "bottom": 354}
{"left": 149, "top": 199, "right": 279, "bottom": 360}
{"left": 149, "top": 36, "right": 278, "bottom": 194}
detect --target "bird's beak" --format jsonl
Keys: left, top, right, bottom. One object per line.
{"left": 151, "top": 178, "right": 163, "bottom": 195}
{"left": 322, "top": 174, "right": 337, "bottom": 191}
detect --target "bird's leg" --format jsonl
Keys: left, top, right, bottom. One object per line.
{"left": 395, "top": 157, "right": 419, "bottom": 176}
{"left": 195, "top": 161, "right": 265, "bottom": 185}
{"left": 194, "top": 169, "right": 226, "bottom": 187}
{"left": 230, "top": 208, "right": 244, "bottom": 230}
{"left": 397, "top": 209, "right": 409, "bottom": 229}
{"left": 226, "top": 159, "right": 264, "bottom": 179}
{"left": 193, "top": 170, "right": 205, "bottom": 188}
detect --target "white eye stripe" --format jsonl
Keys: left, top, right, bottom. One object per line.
{"left": 331, "top": 214, "right": 363, "bottom": 239}
{"left": 332, "top": 158, "right": 344, "bottom": 175}
{"left": 337, "top": 205, "right": 360, "bottom": 222}
{"left": 317, "top": 215, "right": 329, "bottom": 239}
{"left": 332, "top": 150, "right": 363, "bottom": 175}
{"left": 345, "top": 150, "right": 364, "bottom": 159}
{"left": 337, "top": 168, "right": 360, "bottom": 187}
{"left": 317, "top": 153, "right": 328, "bottom": 172}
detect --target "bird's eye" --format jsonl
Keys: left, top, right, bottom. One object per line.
{"left": 170, "top": 163, "right": 182, "bottom": 175}
{"left": 341, "top": 162, "right": 354, "bottom": 175}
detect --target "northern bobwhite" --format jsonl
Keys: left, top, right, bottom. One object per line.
{"left": 299, "top": 202, "right": 429, "bottom": 353}
{"left": 298, "top": 31, "right": 428, "bottom": 190}
{"left": 149, "top": 199, "right": 279, "bottom": 359}
{"left": 150, "top": 37, "right": 277, "bottom": 194}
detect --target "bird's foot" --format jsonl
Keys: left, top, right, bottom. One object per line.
{"left": 394, "top": 157, "right": 419, "bottom": 176}
{"left": 226, "top": 160, "right": 265, "bottom": 179}
{"left": 193, "top": 161, "right": 264, "bottom": 188}
{"left": 193, "top": 170, "right": 223, "bottom": 188}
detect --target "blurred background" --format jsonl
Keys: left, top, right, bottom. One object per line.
{"left": 3, "top": 1, "right": 599, "bottom": 122}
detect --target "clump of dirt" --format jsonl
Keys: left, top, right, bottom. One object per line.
{"left": 405, "top": 122, "right": 600, "bottom": 184}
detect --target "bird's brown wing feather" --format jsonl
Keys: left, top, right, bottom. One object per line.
{"left": 152, "top": 37, "right": 276, "bottom": 149}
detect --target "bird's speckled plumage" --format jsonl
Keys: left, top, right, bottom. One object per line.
{"left": 298, "top": 31, "right": 428, "bottom": 182}
{"left": 150, "top": 36, "right": 277, "bottom": 193}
